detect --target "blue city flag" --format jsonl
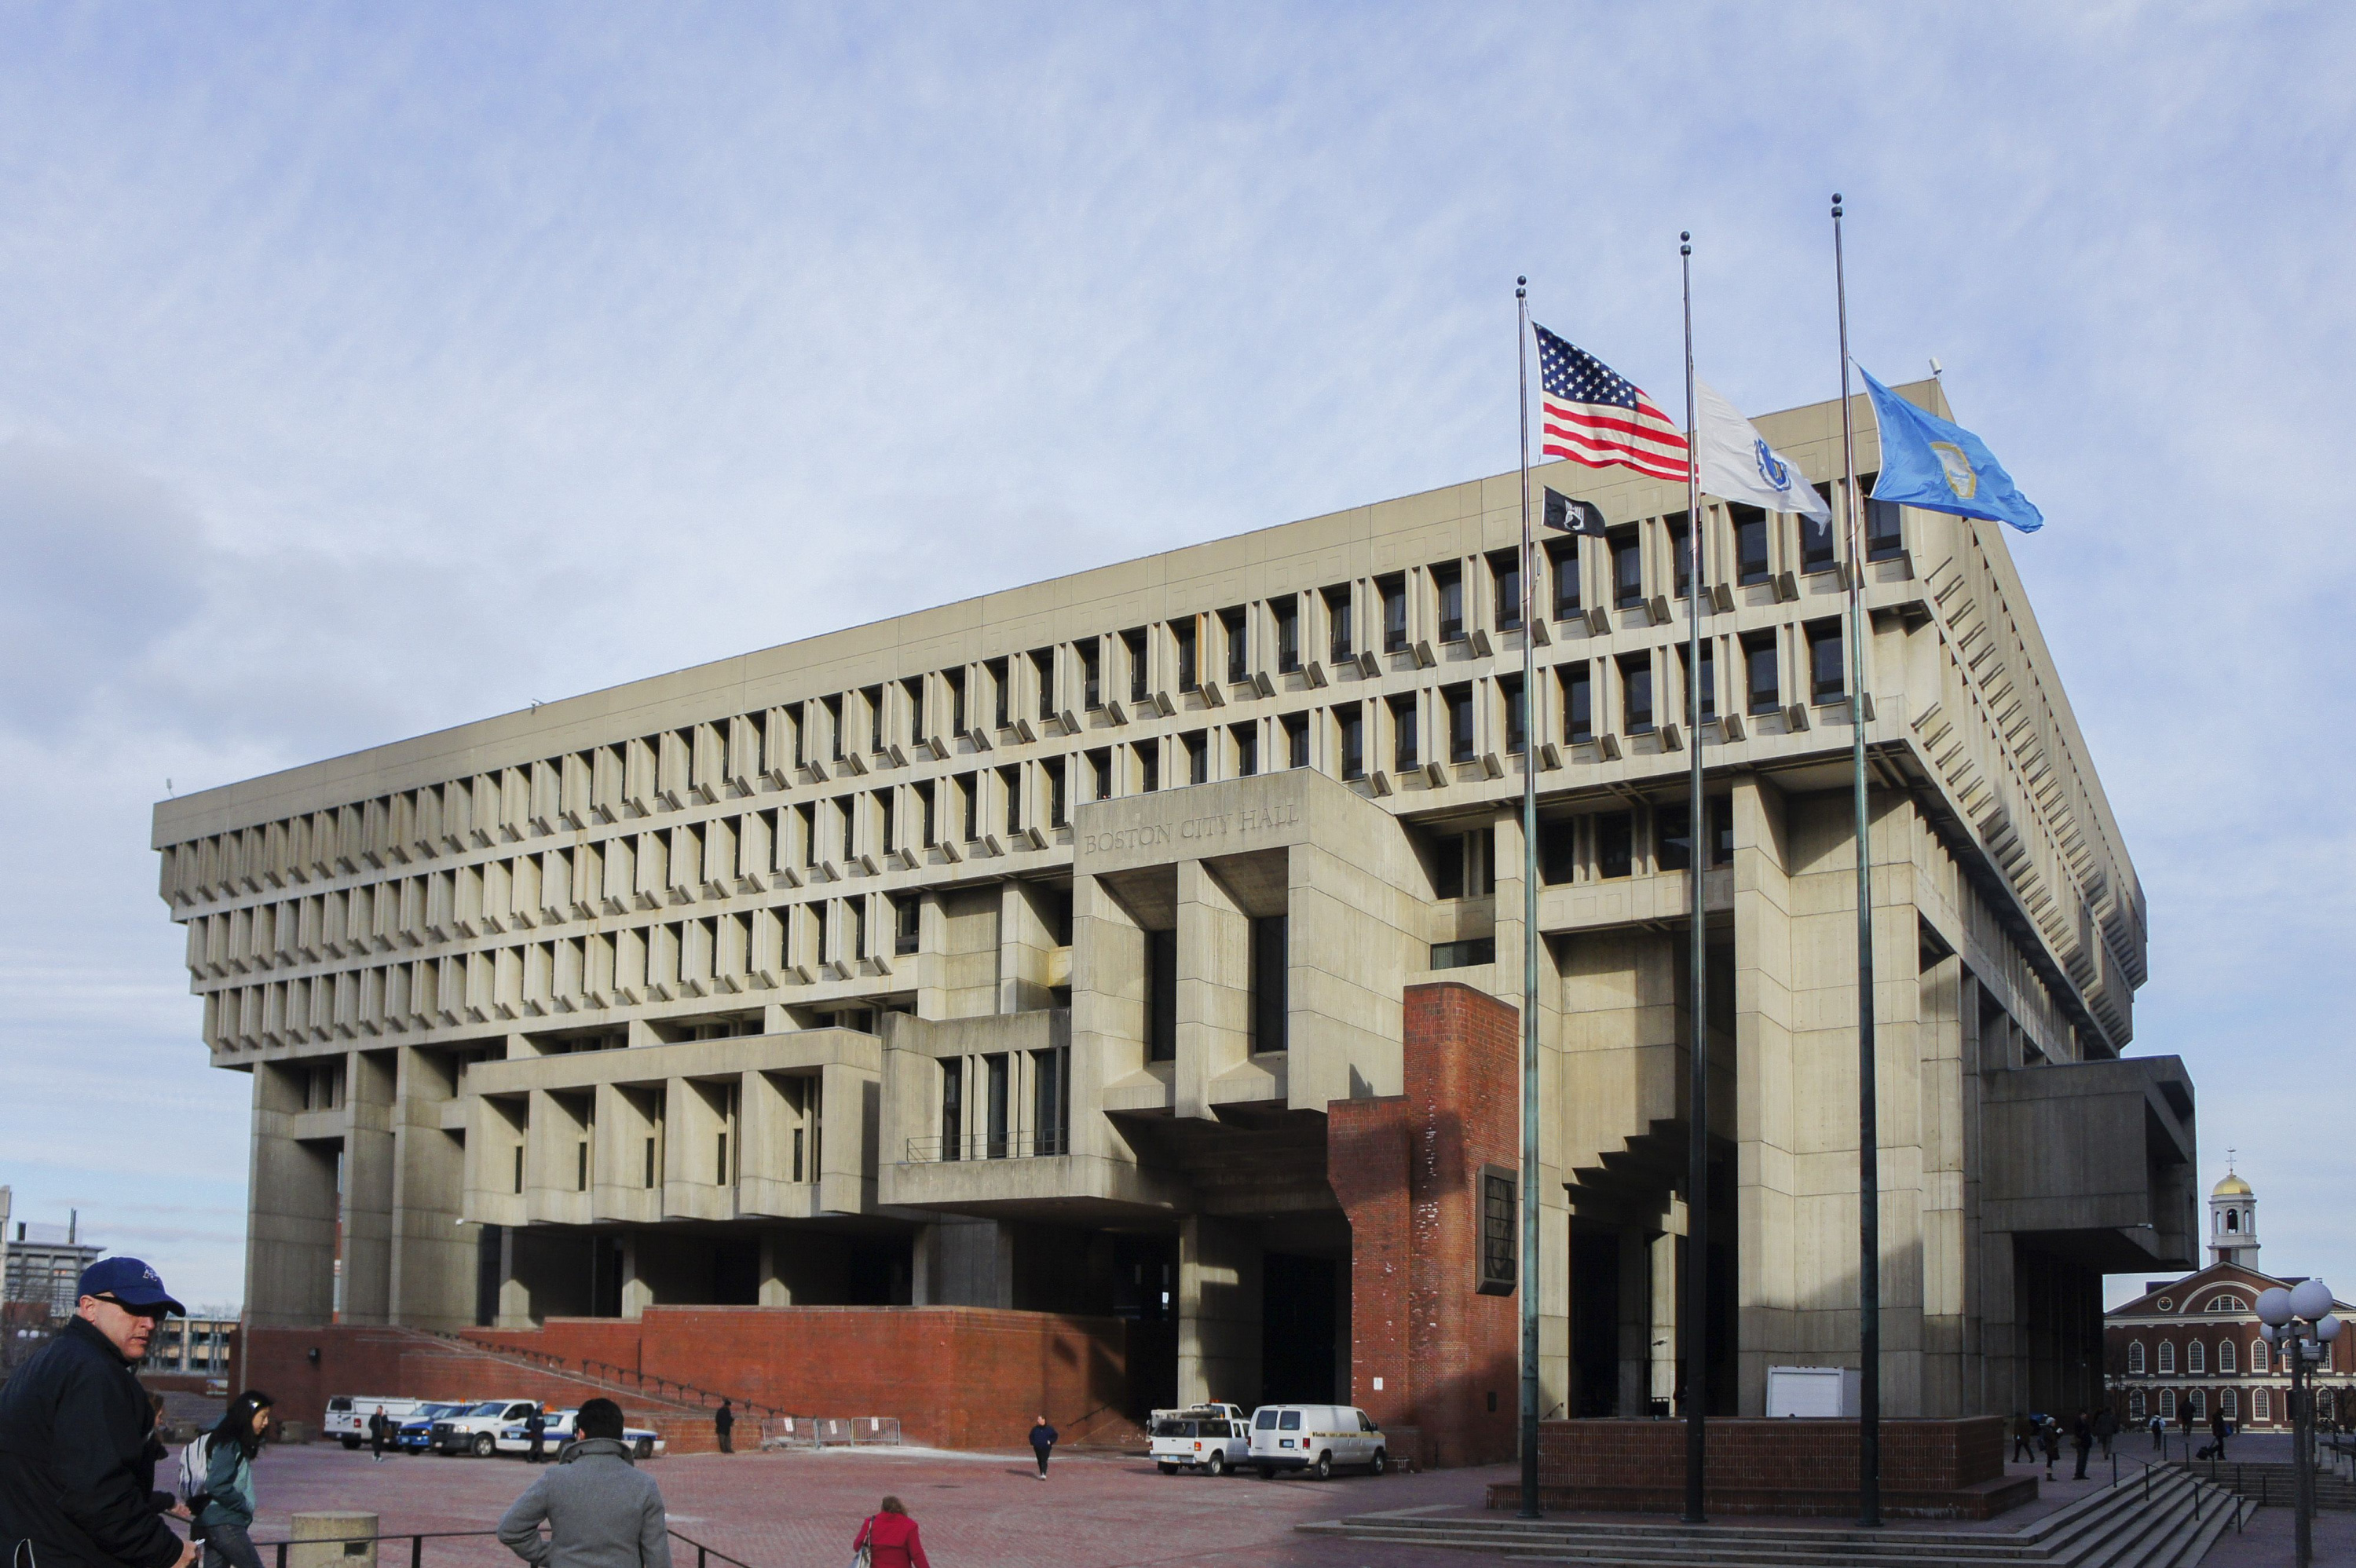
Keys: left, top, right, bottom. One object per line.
{"left": 1860, "top": 369, "right": 2044, "bottom": 533}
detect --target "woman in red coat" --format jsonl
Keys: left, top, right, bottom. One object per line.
{"left": 853, "top": 1497, "right": 930, "bottom": 1568}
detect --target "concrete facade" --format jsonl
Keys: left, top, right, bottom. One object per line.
{"left": 152, "top": 378, "right": 2190, "bottom": 1431}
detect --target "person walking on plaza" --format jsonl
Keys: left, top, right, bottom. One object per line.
{"left": 2038, "top": 1417, "right": 2059, "bottom": 1481}
{"left": 523, "top": 1406, "right": 545, "bottom": 1465}
{"left": 2093, "top": 1405, "right": 2116, "bottom": 1460}
{"left": 368, "top": 1406, "right": 389, "bottom": 1464}
{"left": 497, "top": 1399, "right": 670, "bottom": 1568}
{"left": 2149, "top": 1413, "right": 2164, "bottom": 1451}
{"left": 2070, "top": 1409, "right": 2092, "bottom": 1481}
{"left": 1028, "top": 1415, "right": 1056, "bottom": 1480}
{"left": 2208, "top": 1407, "right": 2230, "bottom": 1461}
{"left": 712, "top": 1401, "right": 733, "bottom": 1457}
{"left": 2010, "top": 1411, "right": 2033, "bottom": 1464}
{"left": 197, "top": 1391, "right": 276, "bottom": 1568}
{"left": 0, "top": 1256, "right": 199, "bottom": 1568}
{"left": 2177, "top": 1403, "right": 2193, "bottom": 1451}
{"left": 850, "top": 1498, "right": 929, "bottom": 1568}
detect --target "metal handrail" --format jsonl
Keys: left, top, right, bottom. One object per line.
{"left": 237, "top": 1527, "right": 758, "bottom": 1568}
{"left": 424, "top": 1326, "right": 784, "bottom": 1420}
{"left": 902, "top": 1131, "right": 1069, "bottom": 1163}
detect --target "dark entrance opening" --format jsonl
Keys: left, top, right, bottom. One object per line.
{"left": 1569, "top": 1223, "right": 1620, "bottom": 1416}
{"left": 712, "top": 1239, "right": 761, "bottom": 1305}
{"left": 1261, "top": 1252, "right": 1338, "bottom": 1404}
{"left": 1113, "top": 1234, "right": 1178, "bottom": 1417}
{"left": 590, "top": 1234, "right": 626, "bottom": 1319}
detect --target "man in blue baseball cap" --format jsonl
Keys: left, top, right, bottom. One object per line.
{"left": 0, "top": 1257, "right": 199, "bottom": 1568}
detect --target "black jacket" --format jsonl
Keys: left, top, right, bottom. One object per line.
{"left": 0, "top": 1318, "right": 185, "bottom": 1568}
{"left": 1028, "top": 1424, "right": 1057, "bottom": 1452}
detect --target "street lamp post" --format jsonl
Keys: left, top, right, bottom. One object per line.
{"left": 2258, "top": 1279, "right": 2343, "bottom": 1568}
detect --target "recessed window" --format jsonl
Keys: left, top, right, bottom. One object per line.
{"left": 1498, "top": 674, "right": 1525, "bottom": 755}
{"left": 1432, "top": 834, "right": 1465, "bottom": 899}
{"left": 1433, "top": 563, "right": 1465, "bottom": 642}
{"left": 904, "top": 676, "right": 927, "bottom": 743}
{"left": 1282, "top": 711, "right": 1309, "bottom": 769}
{"left": 2129, "top": 1389, "right": 2146, "bottom": 1420}
{"left": 1861, "top": 473, "right": 1903, "bottom": 561}
{"left": 1220, "top": 606, "right": 1249, "bottom": 685}
{"left": 2128, "top": 1340, "right": 2146, "bottom": 1375}
{"left": 986, "top": 657, "right": 1011, "bottom": 730}
{"left": 1030, "top": 649, "right": 1056, "bottom": 720}
{"left": 1379, "top": 574, "right": 1408, "bottom": 652}
{"left": 1147, "top": 928, "right": 1176, "bottom": 1062}
{"left": 1388, "top": 693, "right": 1418, "bottom": 771}
{"left": 1656, "top": 801, "right": 1692, "bottom": 872}
{"left": 1743, "top": 630, "right": 1780, "bottom": 715}
{"left": 1445, "top": 683, "right": 1476, "bottom": 764}
{"left": 1479, "top": 1168, "right": 1517, "bottom": 1295}
{"left": 1489, "top": 549, "right": 1523, "bottom": 632}
{"left": 1801, "top": 484, "right": 1837, "bottom": 573}
{"left": 2219, "top": 1339, "right": 2236, "bottom": 1374}
{"left": 2252, "top": 1338, "right": 2268, "bottom": 1373}
{"left": 2160, "top": 1389, "right": 2175, "bottom": 1418}
{"left": 1560, "top": 664, "right": 1593, "bottom": 744}
{"left": 960, "top": 774, "right": 979, "bottom": 842}
{"left": 1337, "top": 705, "right": 1364, "bottom": 781}
{"left": 1324, "top": 585, "right": 1355, "bottom": 663}
{"left": 1175, "top": 620, "right": 1199, "bottom": 693}
{"left": 1000, "top": 766, "right": 1022, "bottom": 835}
{"left": 1139, "top": 743, "right": 1160, "bottom": 795}
{"left": 2158, "top": 1340, "right": 2175, "bottom": 1374}
{"left": 864, "top": 685, "right": 886, "bottom": 751}
{"left": 1608, "top": 528, "right": 1642, "bottom": 609}
{"left": 1806, "top": 619, "right": 1845, "bottom": 703}
{"left": 1676, "top": 641, "right": 1718, "bottom": 723}
{"left": 1183, "top": 730, "right": 1207, "bottom": 786}
{"left": 1538, "top": 819, "right": 1575, "bottom": 884}
{"left": 1123, "top": 628, "right": 1150, "bottom": 705}
{"left": 1232, "top": 722, "right": 1258, "bottom": 778}
{"left": 824, "top": 693, "right": 845, "bottom": 762}
{"left": 2187, "top": 1340, "right": 2204, "bottom": 1373}
{"left": 1546, "top": 537, "right": 1581, "bottom": 620}
{"left": 1732, "top": 505, "right": 1770, "bottom": 585}
{"left": 1619, "top": 654, "right": 1653, "bottom": 735}
{"left": 1595, "top": 813, "right": 1633, "bottom": 879}
{"left": 1274, "top": 598, "right": 1301, "bottom": 674}
{"left": 946, "top": 670, "right": 968, "bottom": 736}
{"left": 894, "top": 894, "right": 920, "bottom": 956}
{"left": 1430, "top": 938, "right": 1495, "bottom": 970}
{"left": 1249, "top": 915, "right": 1287, "bottom": 1053}
{"left": 1087, "top": 747, "right": 1111, "bottom": 802}
{"left": 1044, "top": 757, "right": 1066, "bottom": 828}
{"left": 1081, "top": 641, "right": 1102, "bottom": 711}
{"left": 940, "top": 1058, "right": 963, "bottom": 1161}
{"left": 1666, "top": 511, "right": 1694, "bottom": 599}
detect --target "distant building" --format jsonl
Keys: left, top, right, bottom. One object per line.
{"left": 2104, "top": 1169, "right": 2353, "bottom": 1431}
{"left": 142, "top": 1315, "right": 239, "bottom": 1382}
{"left": 3, "top": 1211, "right": 102, "bottom": 1318}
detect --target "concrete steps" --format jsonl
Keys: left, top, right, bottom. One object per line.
{"left": 2166, "top": 1457, "right": 2356, "bottom": 1511}
{"left": 1298, "top": 1463, "right": 2252, "bottom": 1568}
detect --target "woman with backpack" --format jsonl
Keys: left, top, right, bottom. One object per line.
{"left": 850, "top": 1496, "right": 929, "bottom": 1568}
{"left": 194, "top": 1391, "right": 274, "bottom": 1568}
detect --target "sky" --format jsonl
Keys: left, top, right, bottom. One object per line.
{"left": 0, "top": 5, "right": 2349, "bottom": 1314}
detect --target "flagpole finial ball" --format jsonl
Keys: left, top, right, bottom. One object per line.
{"left": 1680, "top": 231, "right": 1690, "bottom": 243}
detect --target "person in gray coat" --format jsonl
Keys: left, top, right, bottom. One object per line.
{"left": 496, "top": 1401, "right": 670, "bottom": 1568}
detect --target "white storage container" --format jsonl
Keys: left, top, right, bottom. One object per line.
{"left": 1764, "top": 1365, "right": 1861, "bottom": 1417}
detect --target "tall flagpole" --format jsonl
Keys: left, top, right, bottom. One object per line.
{"left": 1833, "top": 192, "right": 1882, "bottom": 1530}
{"left": 1515, "top": 276, "right": 1543, "bottom": 1521}
{"left": 1679, "top": 231, "right": 1709, "bottom": 1525}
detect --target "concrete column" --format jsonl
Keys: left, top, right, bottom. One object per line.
{"left": 1496, "top": 812, "right": 1571, "bottom": 1418}
{"left": 757, "top": 1230, "right": 792, "bottom": 1306}
{"left": 620, "top": 1236, "right": 653, "bottom": 1320}
{"left": 997, "top": 881, "right": 1059, "bottom": 1014}
{"left": 1174, "top": 861, "right": 1249, "bottom": 1121}
{"left": 386, "top": 1047, "right": 476, "bottom": 1331}
{"left": 340, "top": 1050, "right": 397, "bottom": 1325}
{"left": 912, "top": 1218, "right": 1012, "bottom": 1308}
{"left": 245, "top": 1060, "right": 339, "bottom": 1326}
{"left": 1919, "top": 938, "right": 1970, "bottom": 1416}
{"left": 1069, "top": 871, "right": 1147, "bottom": 1162}
{"left": 1731, "top": 773, "right": 1796, "bottom": 1416}
{"left": 1177, "top": 1215, "right": 1262, "bottom": 1407}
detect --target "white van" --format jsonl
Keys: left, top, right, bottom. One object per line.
{"left": 324, "top": 1396, "right": 426, "bottom": 1449}
{"left": 1246, "top": 1404, "right": 1388, "bottom": 1480}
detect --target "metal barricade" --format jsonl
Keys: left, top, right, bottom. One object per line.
{"left": 850, "top": 1417, "right": 902, "bottom": 1446}
{"left": 811, "top": 1417, "right": 855, "bottom": 1446}
{"left": 759, "top": 1416, "right": 821, "bottom": 1450}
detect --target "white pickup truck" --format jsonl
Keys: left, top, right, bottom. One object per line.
{"left": 324, "top": 1396, "right": 426, "bottom": 1449}
{"left": 427, "top": 1398, "right": 546, "bottom": 1457}
{"left": 1149, "top": 1403, "right": 1251, "bottom": 1475}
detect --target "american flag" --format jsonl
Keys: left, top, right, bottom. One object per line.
{"left": 1535, "top": 323, "right": 1689, "bottom": 483}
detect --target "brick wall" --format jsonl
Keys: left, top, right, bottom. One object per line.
{"left": 1327, "top": 981, "right": 1520, "bottom": 1469}
{"left": 241, "top": 1325, "right": 688, "bottom": 1435}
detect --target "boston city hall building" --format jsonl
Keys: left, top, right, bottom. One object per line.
{"left": 155, "top": 378, "right": 2197, "bottom": 1465}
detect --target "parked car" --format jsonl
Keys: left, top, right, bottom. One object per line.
{"left": 430, "top": 1399, "right": 545, "bottom": 1457}
{"left": 324, "top": 1396, "right": 426, "bottom": 1450}
{"left": 1149, "top": 1404, "right": 1250, "bottom": 1475}
{"left": 1246, "top": 1404, "right": 1388, "bottom": 1480}
{"left": 393, "top": 1402, "right": 466, "bottom": 1453}
{"left": 496, "top": 1407, "right": 666, "bottom": 1460}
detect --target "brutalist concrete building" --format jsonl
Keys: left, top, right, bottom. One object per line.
{"left": 153, "top": 378, "right": 2195, "bottom": 1441}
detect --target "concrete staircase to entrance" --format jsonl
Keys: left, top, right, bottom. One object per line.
{"left": 2168, "top": 1456, "right": 2356, "bottom": 1511}
{"left": 1300, "top": 1460, "right": 2250, "bottom": 1567}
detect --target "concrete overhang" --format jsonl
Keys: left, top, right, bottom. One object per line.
{"left": 1981, "top": 1054, "right": 2197, "bottom": 1272}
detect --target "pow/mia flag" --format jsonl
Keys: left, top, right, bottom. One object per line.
{"left": 1542, "top": 488, "right": 1608, "bottom": 537}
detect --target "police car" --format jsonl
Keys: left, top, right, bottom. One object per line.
{"left": 1148, "top": 1404, "right": 1249, "bottom": 1475}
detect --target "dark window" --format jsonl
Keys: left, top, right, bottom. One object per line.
{"left": 1140, "top": 743, "right": 1160, "bottom": 794}
{"left": 916, "top": 780, "right": 936, "bottom": 847}
{"left": 878, "top": 789, "right": 894, "bottom": 853}
{"left": 1031, "top": 1046, "right": 1070, "bottom": 1156}
{"left": 1802, "top": 484, "right": 1837, "bottom": 572}
{"left": 823, "top": 693, "right": 844, "bottom": 761}
{"left": 1480, "top": 1170, "right": 1516, "bottom": 1294}
{"left": 1499, "top": 673, "right": 1525, "bottom": 755}
{"left": 1044, "top": 756, "right": 1066, "bottom": 828}
{"left": 1619, "top": 654, "right": 1653, "bottom": 735}
{"left": 1489, "top": 548, "right": 1523, "bottom": 632}
{"left": 1446, "top": 683, "right": 1475, "bottom": 763}
{"left": 1283, "top": 711, "right": 1309, "bottom": 768}
{"left": 1147, "top": 928, "right": 1177, "bottom": 1062}
{"left": 985, "top": 1054, "right": 1009, "bottom": 1159}
{"left": 1539, "top": 819, "right": 1575, "bottom": 884}
{"left": 1676, "top": 641, "right": 1718, "bottom": 723}
{"left": 1174, "top": 620, "right": 1198, "bottom": 693}
{"left": 986, "top": 657, "right": 1010, "bottom": 729}
{"left": 1274, "top": 598, "right": 1300, "bottom": 674}
{"left": 1001, "top": 766, "right": 1021, "bottom": 835}
{"left": 1657, "top": 801, "right": 1692, "bottom": 872}
{"left": 1743, "top": 631, "right": 1780, "bottom": 715}
{"left": 1050, "top": 886, "right": 1073, "bottom": 945}
{"left": 1326, "top": 704, "right": 1359, "bottom": 780}
{"left": 1666, "top": 511, "right": 1694, "bottom": 598}
{"left": 1123, "top": 628, "right": 1150, "bottom": 704}
{"left": 1609, "top": 527, "right": 1643, "bottom": 609}
{"left": 1807, "top": 619, "right": 1845, "bottom": 702}
{"left": 1432, "top": 834, "right": 1466, "bottom": 899}
{"left": 960, "top": 773, "right": 979, "bottom": 841}
{"left": 1713, "top": 799, "right": 1734, "bottom": 865}
{"left": 1388, "top": 693, "right": 1418, "bottom": 771}
{"left": 940, "top": 1059, "right": 964, "bottom": 1161}
{"left": 1324, "top": 585, "right": 1354, "bottom": 663}
{"left": 1596, "top": 813, "right": 1633, "bottom": 879}
{"left": 946, "top": 669, "right": 967, "bottom": 736}
{"left": 1431, "top": 938, "right": 1495, "bottom": 969}
{"left": 1233, "top": 722, "right": 1258, "bottom": 777}
{"left": 1081, "top": 641, "right": 1102, "bottom": 710}
{"left": 1433, "top": 563, "right": 1465, "bottom": 641}
{"left": 904, "top": 677, "right": 925, "bottom": 743}
{"left": 1184, "top": 730, "right": 1208, "bottom": 785}
{"left": 1378, "top": 574, "right": 1408, "bottom": 652}
{"left": 1220, "top": 606, "right": 1249, "bottom": 684}
{"left": 864, "top": 685, "right": 885, "bottom": 751}
{"left": 1863, "top": 474, "right": 1904, "bottom": 561}
{"left": 1088, "top": 747, "right": 1111, "bottom": 801}
{"left": 1561, "top": 664, "right": 1593, "bottom": 744}
{"left": 1031, "top": 648, "right": 1056, "bottom": 719}
{"left": 894, "top": 894, "right": 920, "bottom": 955}
{"left": 1547, "top": 537, "right": 1581, "bottom": 619}
{"left": 1732, "top": 505, "right": 1770, "bottom": 585}
{"left": 792, "top": 705, "right": 809, "bottom": 768}
{"left": 1249, "top": 916, "right": 1287, "bottom": 1053}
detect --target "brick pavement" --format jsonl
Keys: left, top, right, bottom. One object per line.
{"left": 176, "top": 1438, "right": 1511, "bottom": 1568}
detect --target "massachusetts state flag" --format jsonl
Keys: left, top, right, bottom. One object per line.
{"left": 1535, "top": 323, "right": 1690, "bottom": 482}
